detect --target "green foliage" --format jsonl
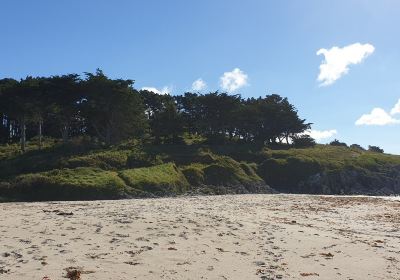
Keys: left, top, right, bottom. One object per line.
{"left": 368, "top": 145, "right": 384, "bottom": 153}
{"left": 119, "top": 163, "right": 189, "bottom": 195}
{"left": 240, "top": 162, "right": 260, "bottom": 178}
{"left": 1, "top": 137, "right": 400, "bottom": 201}
{"left": 181, "top": 165, "right": 205, "bottom": 186}
{"left": 82, "top": 70, "right": 148, "bottom": 145}
{"left": 142, "top": 144, "right": 216, "bottom": 165}
{"left": 258, "top": 156, "right": 322, "bottom": 189}
{"left": 0, "top": 139, "right": 100, "bottom": 179}
{"left": 329, "top": 139, "right": 348, "bottom": 147}
{"left": 1, "top": 70, "right": 312, "bottom": 151}
{"left": 203, "top": 156, "right": 263, "bottom": 186}
{"left": 350, "top": 144, "right": 365, "bottom": 151}
{"left": 151, "top": 99, "right": 185, "bottom": 144}
{"left": 291, "top": 135, "right": 316, "bottom": 148}
{"left": 126, "top": 149, "right": 164, "bottom": 168}
{"left": 1, "top": 167, "right": 128, "bottom": 201}
{"left": 64, "top": 150, "right": 130, "bottom": 170}
{"left": 257, "top": 144, "right": 400, "bottom": 192}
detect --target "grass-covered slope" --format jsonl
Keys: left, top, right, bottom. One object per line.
{"left": 119, "top": 163, "right": 189, "bottom": 195}
{"left": 1, "top": 140, "right": 400, "bottom": 201}
{"left": 0, "top": 167, "right": 128, "bottom": 201}
{"left": 257, "top": 145, "right": 400, "bottom": 194}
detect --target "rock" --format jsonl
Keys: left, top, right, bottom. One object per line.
{"left": 298, "top": 165, "right": 400, "bottom": 195}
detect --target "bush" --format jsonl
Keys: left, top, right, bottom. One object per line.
{"left": 350, "top": 144, "right": 365, "bottom": 151}
{"left": 329, "top": 139, "right": 348, "bottom": 147}
{"left": 368, "top": 145, "right": 384, "bottom": 153}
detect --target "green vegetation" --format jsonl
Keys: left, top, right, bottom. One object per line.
{"left": 0, "top": 70, "right": 396, "bottom": 201}
{"left": 64, "top": 150, "right": 130, "bottom": 170}
{"left": 1, "top": 138, "right": 399, "bottom": 201}
{"left": 261, "top": 145, "right": 400, "bottom": 171}
{"left": 119, "top": 163, "right": 189, "bottom": 195}
{"left": 0, "top": 167, "right": 128, "bottom": 201}
{"left": 0, "top": 70, "right": 310, "bottom": 151}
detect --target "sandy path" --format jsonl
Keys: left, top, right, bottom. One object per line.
{"left": 0, "top": 194, "right": 399, "bottom": 280}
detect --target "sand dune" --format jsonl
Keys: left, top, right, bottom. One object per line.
{"left": 0, "top": 194, "right": 399, "bottom": 279}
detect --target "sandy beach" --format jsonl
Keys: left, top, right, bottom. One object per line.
{"left": 0, "top": 194, "right": 399, "bottom": 280}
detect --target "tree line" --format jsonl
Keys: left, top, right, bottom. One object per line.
{"left": 0, "top": 69, "right": 313, "bottom": 151}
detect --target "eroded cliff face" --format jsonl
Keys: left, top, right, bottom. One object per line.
{"left": 296, "top": 166, "right": 400, "bottom": 195}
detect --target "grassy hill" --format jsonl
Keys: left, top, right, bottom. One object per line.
{"left": 1, "top": 139, "right": 400, "bottom": 201}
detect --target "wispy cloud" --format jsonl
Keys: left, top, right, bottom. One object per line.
{"left": 191, "top": 78, "right": 207, "bottom": 91}
{"left": 317, "top": 43, "right": 375, "bottom": 86}
{"left": 355, "top": 108, "right": 400, "bottom": 126}
{"left": 304, "top": 129, "right": 337, "bottom": 142}
{"left": 141, "top": 86, "right": 171, "bottom": 95}
{"left": 220, "top": 68, "right": 248, "bottom": 92}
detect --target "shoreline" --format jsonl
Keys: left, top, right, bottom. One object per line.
{"left": 1, "top": 192, "right": 399, "bottom": 205}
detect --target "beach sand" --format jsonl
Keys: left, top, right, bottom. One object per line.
{"left": 0, "top": 194, "right": 399, "bottom": 279}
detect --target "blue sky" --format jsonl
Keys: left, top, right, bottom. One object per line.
{"left": 1, "top": 0, "right": 400, "bottom": 153}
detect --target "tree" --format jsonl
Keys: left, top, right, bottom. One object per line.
{"left": 0, "top": 77, "right": 41, "bottom": 152}
{"left": 195, "top": 92, "right": 241, "bottom": 143}
{"left": 0, "top": 70, "right": 315, "bottom": 150}
{"left": 151, "top": 100, "right": 184, "bottom": 143}
{"left": 46, "top": 74, "right": 83, "bottom": 143}
{"left": 175, "top": 92, "right": 201, "bottom": 135}
{"left": 0, "top": 78, "right": 19, "bottom": 143}
{"left": 28, "top": 77, "right": 54, "bottom": 149}
{"left": 291, "top": 135, "right": 316, "bottom": 148}
{"left": 238, "top": 94, "right": 310, "bottom": 145}
{"left": 82, "top": 69, "right": 147, "bottom": 145}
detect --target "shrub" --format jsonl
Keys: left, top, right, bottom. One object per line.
{"left": 350, "top": 144, "right": 365, "bottom": 151}
{"left": 329, "top": 139, "right": 348, "bottom": 147}
{"left": 368, "top": 145, "right": 384, "bottom": 153}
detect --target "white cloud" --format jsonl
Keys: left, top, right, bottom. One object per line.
{"left": 220, "top": 68, "right": 248, "bottom": 92}
{"left": 191, "top": 78, "right": 207, "bottom": 91}
{"left": 390, "top": 99, "right": 400, "bottom": 115}
{"left": 355, "top": 108, "right": 400, "bottom": 126}
{"left": 141, "top": 86, "right": 171, "bottom": 95}
{"left": 304, "top": 129, "right": 337, "bottom": 142}
{"left": 317, "top": 43, "right": 375, "bottom": 86}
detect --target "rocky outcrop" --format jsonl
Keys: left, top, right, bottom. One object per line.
{"left": 297, "top": 165, "right": 400, "bottom": 195}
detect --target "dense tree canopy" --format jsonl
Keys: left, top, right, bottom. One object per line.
{"left": 0, "top": 70, "right": 314, "bottom": 151}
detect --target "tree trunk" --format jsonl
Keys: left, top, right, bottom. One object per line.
{"left": 38, "top": 120, "right": 43, "bottom": 150}
{"left": 61, "top": 125, "right": 68, "bottom": 143}
{"left": 105, "top": 124, "right": 112, "bottom": 146}
{"left": 20, "top": 117, "right": 26, "bottom": 152}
